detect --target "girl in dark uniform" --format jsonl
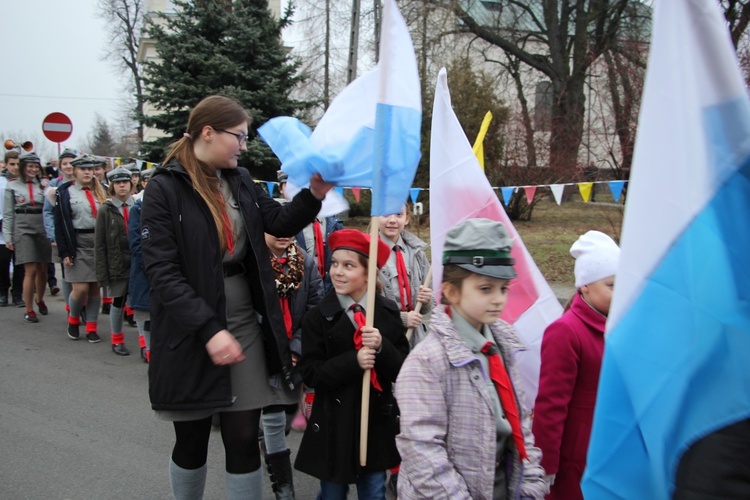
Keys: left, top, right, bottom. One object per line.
{"left": 95, "top": 166, "right": 135, "bottom": 356}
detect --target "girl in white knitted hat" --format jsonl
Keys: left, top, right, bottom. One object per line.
{"left": 532, "top": 230, "right": 620, "bottom": 500}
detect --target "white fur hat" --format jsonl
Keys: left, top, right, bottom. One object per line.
{"left": 570, "top": 231, "right": 621, "bottom": 287}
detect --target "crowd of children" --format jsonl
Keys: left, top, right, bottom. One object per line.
{"left": 2, "top": 124, "right": 625, "bottom": 500}
{"left": 1, "top": 147, "right": 153, "bottom": 358}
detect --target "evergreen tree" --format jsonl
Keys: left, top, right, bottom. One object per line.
{"left": 142, "top": 0, "right": 305, "bottom": 177}
{"left": 88, "top": 114, "right": 117, "bottom": 156}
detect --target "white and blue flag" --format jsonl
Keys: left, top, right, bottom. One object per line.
{"left": 258, "top": 0, "right": 421, "bottom": 216}
{"left": 582, "top": 0, "right": 750, "bottom": 497}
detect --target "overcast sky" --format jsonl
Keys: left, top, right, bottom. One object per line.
{"left": 1, "top": 0, "right": 123, "bottom": 160}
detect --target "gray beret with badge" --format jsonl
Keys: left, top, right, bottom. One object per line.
{"left": 19, "top": 151, "right": 42, "bottom": 165}
{"left": 107, "top": 166, "right": 133, "bottom": 183}
{"left": 442, "top": 218, "right": 517, "bottom": 280}
{"left": 59, "top": 148, "right": 77, "bottom": 160}
{"left": 71, "top": 154, "right": 99, "bottom": 169}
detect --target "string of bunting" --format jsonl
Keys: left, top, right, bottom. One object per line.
{"left": 61, "top": 151, "right": 160, "bottom": 171}
{"left": 258, "top": 179, "right": 629, "bottom": 205}
{"left": 108, "top": 158, "right": 159, "bottom": 170}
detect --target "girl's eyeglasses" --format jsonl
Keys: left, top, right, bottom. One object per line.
{"left": 215, "top": 128, "right": 248, "bottom": 145}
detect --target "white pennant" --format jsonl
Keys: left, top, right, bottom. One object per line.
{"left": 549, "top": 184, "right": 565, "bottom": 205}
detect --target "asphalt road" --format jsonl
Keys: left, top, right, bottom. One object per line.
{"left": 0, "top": 289, "right": 320, "bottom": 500}
{"left": 1, "top": 280, "right": 573, "bottom": 499}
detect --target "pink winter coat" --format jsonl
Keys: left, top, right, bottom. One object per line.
{"left": 532, "top": 293, "right": 606, "bottom": 500}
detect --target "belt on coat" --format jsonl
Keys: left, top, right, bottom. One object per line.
{"left": 74, "top": 228, "right": 95, "bottom": 234}
{"left": 223, "top": 262, "right": 246, "bottom": 277}
{"left": 15, "top": 207, "right": 43, "bottom": 214}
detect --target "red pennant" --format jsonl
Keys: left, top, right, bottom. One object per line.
{"left": 351, "top": 187, "right": 361, "bottom": 202}
{"left": 523, "top": 186, "right": 537, "bottom": 205}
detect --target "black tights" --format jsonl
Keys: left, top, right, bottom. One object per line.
{"left": 171, "top": 410, "right": 261, "bottom": 473}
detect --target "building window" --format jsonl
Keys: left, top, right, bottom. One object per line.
{"left": 534, "top": 80, "right": 553, "bottom": 132}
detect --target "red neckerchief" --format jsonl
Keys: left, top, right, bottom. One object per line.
{"left": 313, "top": 220, "right": 325, "bottom": 278}
{"left": 393, "top": 245, "right": 412, "bottom": 311}
{"left": 350, "top": 303, "right": 382, "bottom": 391}
{"left": 28, "top": 182, "right": 36, "bottom": 207}
{"left": 277, "top": 257, "right": 293, "bottom": 339}
{"left": 217, "top": 193, "right": 235, "bottom": 255}
{"left": 83, "top": 187, "right": 98, "bottom": 218}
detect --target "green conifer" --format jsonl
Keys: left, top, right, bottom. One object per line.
{"left": 142, "top": 0, "right": 305, "bottom": 176}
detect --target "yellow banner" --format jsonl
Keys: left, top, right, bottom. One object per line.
{"left": 472, "top": 111, "right": 493, "bottom": 172}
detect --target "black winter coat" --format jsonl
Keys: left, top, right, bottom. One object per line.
{"left": 52, "top": 181, "right": 78, "bottom": 261}
{"left": 141, "top": 162, "right": 321, "bottom": 411}
{"left": 127, "top": 200, "right": 149, "bottom": 311}
{"left": 294, "top": 291, "right": 409, "bottom": 483}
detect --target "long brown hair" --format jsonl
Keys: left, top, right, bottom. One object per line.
{"left": 163, "top": 95, "right": 251, "bottom": 251}
{"left": 74, "top": 167, "right": 107, "bottom": 204}
{"left": 18, "top": 161, "right": 40, "bottom": 183}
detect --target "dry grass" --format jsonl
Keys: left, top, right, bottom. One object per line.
{"left": 514, "top": 200, "right": 623, "bottom": 283}
{"left": 343, "top": 197, "right": 624, "bottom": 286}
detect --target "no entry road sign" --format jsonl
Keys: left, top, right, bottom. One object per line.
{"left": 42, "top": 112, "right": 73, "bottom": 143}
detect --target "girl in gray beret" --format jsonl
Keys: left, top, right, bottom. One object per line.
{"left": 2, "top": 152, "right": 52, "bottom": 322}
{"left": 95, "top": 167, "right": 136, "bottom": 356}
{"left": 395, "top": 218, "right": 548, "bottom": 499}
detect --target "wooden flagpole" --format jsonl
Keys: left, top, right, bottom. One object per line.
{"left": 360, "top": 217, "right": 379, "bottom": 466}
{"left": 405, "top": 265, "right": 432, "bottom": 342}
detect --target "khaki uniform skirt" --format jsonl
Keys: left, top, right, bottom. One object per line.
{"left": 157, "top": 269, "right": 299, "bottom": 422}
{"left": 64, "top": 231, "right": 97, "bottom": 283}
{"left": 13, "top": 213, "right": 52, "bottom": 265}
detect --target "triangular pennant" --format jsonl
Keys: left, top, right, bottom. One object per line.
{"left": 578, "top": 182, "right": 594, "bottom": 203}
{"left": 334, "top": 187, "right": 344, "bottom": 197}
{"left": 266, "top": 181, "right": 275, "bottom": 196}
{"left": 115, "top": 158, "right": 121, "bottom": 166}
{"left": 500, "top": 187, "right": 515, "bottom": 206}
{"left": 549, "top": 184, "right": 565, "bottom": 205}
{"left": 135, "top": 159, "right": 144, "bottom": 170}
{"left": 608, "top": 180, "right": 626, "bottom": 203}
{"left": 409, "top": 187, "right": 421, "bottom": 204}
{"left": 351, "top": 187, "right": 361, "bottom": 202}
{"left": 523, "top": 186, "right": 537, "bottom": 205}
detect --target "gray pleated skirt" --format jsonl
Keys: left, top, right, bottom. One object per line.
{"left": 156, "top": 271, "right": 299, "bottom": 422}
{"left": 12, "top": 214, "right": 52, "bottom": 265}
{"left": 64, "top": 232, "right": 97, "bottom": 283}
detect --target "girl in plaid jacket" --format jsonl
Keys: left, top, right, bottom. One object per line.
{"left": 395, "top": 219, "right": 547, "bottom": 499}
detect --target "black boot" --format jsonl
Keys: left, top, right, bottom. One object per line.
{"left": 265, "top": 449, "right": 295, "bottom": 500}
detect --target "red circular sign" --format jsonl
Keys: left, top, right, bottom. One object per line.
{"left": 42, "top": 112, "right": 73, "bottom": 143}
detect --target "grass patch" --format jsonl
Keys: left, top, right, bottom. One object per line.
{"left": 342, "top": 198, "right": 624, "bottom": 286}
